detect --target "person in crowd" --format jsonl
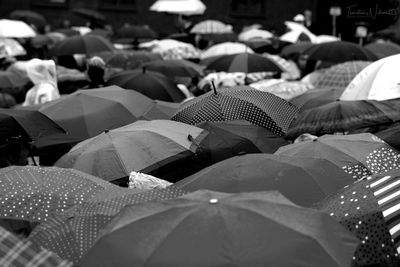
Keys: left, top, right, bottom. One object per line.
{"left": 22, "top": 59, "right": 60, "bottom": 106}
{"left": 0, "top": 141, "right": 31, "bottom": 168}
{"left": 85, "top": 56, "right": 106, "bottom": 88}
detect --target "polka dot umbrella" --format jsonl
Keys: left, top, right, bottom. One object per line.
{"left": 287, "top": 99, "right": 400, "bottom": 138}
{"left": 78, "top": 190, "right": 359, "bottom": 267}
{"left": 275, "top": 133, "right": 400, "bottom": 180}
{"left": 175, "top": 153, "right": 354, "bottom": 207}
{"left": 171, "top": 86, "right": 299, "bottom": 137}
{"left": 0, "top": 166, "right": 118, "bottom": 224}
{"left": 29, "top": 186, "right": 188, "bottom": 263}
{"left": 315, "top": 170, "right": 400, "bottom": 267}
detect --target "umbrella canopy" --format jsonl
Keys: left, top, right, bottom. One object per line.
{"left": 263, "top": 53, "right": 301, "bottom": 80}
{"left": 276, "top": 133, "right": 400, "bottom": 179}
{"left": 304, "top": 41, "right": 377, "bottom": 63}
{"left": 0, "top": 19, "right": 36, "bottom": 38}
{"left": 313, "top": 61, "right": 371, "bottom": 90}
{"left": 250, "top": 80, "right": 311, "bottom": 101}
{"left": 29, "top": 187, "right": 187, "bottom": 263}
{"left": 239, "top": 28, "right": 273, "bottom": 41}
{"left": 316, "top": 171, "right": 400, "bottom": 267}
{"left": 106, "top": 69, "right": 186, "bottom": 102}
{"left": 141, "top": 39, "right": 200, "bottom": 60}
{"left": 9, "top": 10, "right": 46, "bottom": 29}
{"left": 54, "top": 120, "right": 209, "bottom": 181}
{"left": 290, "top": 87, "right": 344, "bottom": 112}
{"left": 0, "top": 226, "right": 73, "bottom": 267}
{"left": 205, "top": 52, "right": 283, "bottom": 73}
{"left": 79, "top": 190, "right": 358, "bottom": 267}
{"left": 116, "top": 25, "right": 157, "bottom": 39}
{"left": 365, "top": 41, "right": 400, "bottom": 59}
{"left": 140, "top": 59, "right": 203, "bottom": 77}
{"left": 39, "top": 86, "right": 172, "bottom": 142}
{"left": 280, "top": 21, "right": 317, "bottom": 44}
{"left": 175, "top": 154, "right": 354, "bottom": 207}
{"left": 280, "top": 42, "right": 313, "bottom": 58}
{"left": 0, "top": 71, "right": 30, "bottom": 90}
{"left": 0, "top": 38, "right": 26, "bottom": 58}
{"left": 190, "top": 20, "right": 232, "bottom": 34}
{"left": 375, "top": 122, "right": 400, "bottom": 151}
{"left": 150, "top": 0, "right": 206, "bottom": 15}
{"left": 50, "top": 35, "right": 114, "bottom": 56}
{"left": 72, "top": 8, "right": 106, "bottom": 22}
{"left": 0, "top": 166, "right": 117, "bottom": 223}
{"left": 196, "top": 120, "right": 289, "bottom": 153}
{"left": 0, "top": 108, "right": 65, "bottom": 147}
{"left": 201, "top": 42, "right": 254, "bottom": 59}
{"left": 340, "top": 54, "right": 400, "bottom": 101}
{"left": 96, "top": 50, "right": 162, "bottom": 70}
{"left": 171, "top": 86, "right": 299, "bottom": 136}
{"left": 287, "top": 100, "right": 400, "bottom": 137}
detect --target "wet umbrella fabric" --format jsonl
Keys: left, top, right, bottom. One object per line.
{"left": 50, "top": 35, "right": 114, "bottom": 56}
{"left": 0, "top": 108, "right": 65, "bottom": 147}
{"left": 0, "top": 71, "right": 29, "bottom": 90}
{"left": 365, "top": 41, "right": 400, "bottom": 59}
{"left": 171, "top": 86, "right": 299, "bottom": 137}
{"left": 96, "top": 50, "right": 162, "bottom": 70}
{"left": 175, "top": 153, "right": 354, "bottom": 207}
{"left": 205, "top": 52, "right": 283, "bottom": 73}
{"left": 290, "top": 88, "right": 344, "bottom": 112}
{"left": 29, "top": 187, "right": 188, "bottom": 263}
{"left": 287, "top": 100, "right": 400, "bottom": 137}
{"left": 196, "top": 120, "right": 289, "bottom": 153}
{"left": 116, "top": 25, "right": 157, "bottom": 39}
{"left": 0, "top": 166, "right": 117, "bottom": 223}
{"left": 39, "top": 86, "right": 171, "bottom": 142}
{"left": 376, "top": 123, "right": 400, "bottom": 151}
{"left": 313, "top": 61, "right": 371, "bottom": 90}
{"left": 54, "top": 120, "right": 209, "bottom": 182}
{"left": 250, "top": 80, "right": 311, "bottom": 101}
{"left": 276, "top": 133, "right": 400, "bottom": 180}
{"left": 304, "top": 41, "right": 377, "bottom": 63}
{"left": 140, "top": 59, "right": 204, "bottom": 78}
{"left": 78, "top": 190, "right": 359, "bottom": 267}
{"left": 106, "top": 69, "right": 186, "bottom": 102}
{"left": 280, "top": 42, "right": 313, "bottom": 58}
{"left": 316, "top": 171, "right": 400, "bottom": 267}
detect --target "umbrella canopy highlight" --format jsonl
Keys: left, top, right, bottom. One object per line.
{"left": 0, "top": 19, "right": 36, "bottom": 38}
{"left": 201, "top": 42, "right": 254, "bottom": 59}
{"left": 190, "top": 20, "right": 232, "bottom": 34}
{"left": 79, "top": 190, "right": 358, "bottom": 267}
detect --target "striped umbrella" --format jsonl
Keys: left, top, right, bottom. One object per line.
{"left": 171, "top": 86, "right": 299, "bottom": 136}
{"left": 316, "top": 170, "right": 400, "bottom": 267}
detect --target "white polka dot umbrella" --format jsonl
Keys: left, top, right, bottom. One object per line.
{"left": 276, "top": 133, "right": 400, "bottom": 180}
{"left": 0, "top": 166, "right": 117, "bottom": 223}
{"left": 316, "top": 170, "right": 400, "bottom": 266}
{"left": 29, "top": 187, "right": 187, "bottom": 263}
{"left": 171, "top": 86, "right": 299, "bottom": 136}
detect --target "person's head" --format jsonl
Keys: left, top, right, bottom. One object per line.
{"left": 86, "top": 56, "right": 106, "bottom": 85}
{"left": 293, "top": 14, "right": 305, "bottom": 24}
{"left": 0, "top": 141, "right": 31, "bottom": 168}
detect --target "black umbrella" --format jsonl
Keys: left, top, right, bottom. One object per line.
{"left": 140, "top": 59, "right": 203, "bottom": 78}
{"left": 304, "top": 41, "right": 377, "bottom": 63}
{"left": 106, "top": 68, "right": 186, "bottom": 102}
{"left": 172, "top": 86, "right": 299, "bottom": 136}
{"left": 290, "top": 88, "right": 344, "bottom": 112}
{"left": 95, "top": 50, "right": 162, "bottom": 70}
{"left": 72, "top": 8, "right": 106, "bottom": 22}
{"left": 9, "top": 10, "right": 47, "bottom": 29}
{"left": 116, "top": 25, "right": 157, "bottom": 39}
{"left": 50, "top": 35, "right": 114, "bottom": 56}
{"left": 0, "top": 108, "right": 65, "bottom": 147}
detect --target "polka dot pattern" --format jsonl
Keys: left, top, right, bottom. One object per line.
{"left": 172, "top": 86, "right": 299, "bottom": 136}
{"left": 29, "top": 186, "right": 187, "bottom": 263}
{"left": 0, "top": 166, "right": 115, "bottom": 223}
{"left": 366, "top": 147, "right": 400, "bottom": 174}
{"left": 342, "top": 164, "right": 372, "bottom": 180}
{"left": 316, "top": 179, "right": 399, "bottom": 266}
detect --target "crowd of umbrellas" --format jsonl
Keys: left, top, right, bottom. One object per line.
{"left": 2, "top": 0, "right": 400, "bottom": 266}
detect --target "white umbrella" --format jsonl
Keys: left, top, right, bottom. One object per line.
{"left": 0, "top": 38, "right": 26, "bottom": 58}
{"left": 239, "top": 28, "right": 274, "bottom": 41}
{"left": 340, "top": 54, "right": 400, "bottom": 101}
{"left": 0, "top": 19, "right": 36, "bottom": 38}
{"left": 201, "top": 42, "right": 254, "bottom": 59}
{"left": 150, "top": 0, "right": 206, "bottom": 15}
{"left": 315, "top": 35, "right": 340, "bottom": 44}
{"left": 190, "top": 20, "right": 232, "bottom": 34}
{"left": 280, "top": 21, "right": 316, "bottom": 43}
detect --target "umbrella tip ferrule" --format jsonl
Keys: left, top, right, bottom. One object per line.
{"left": 209, "top": 198, "right": 219, "bottom": 204}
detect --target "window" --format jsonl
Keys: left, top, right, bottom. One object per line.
{"left": 100, "top": 0, "right": 136, "bottom": 11}
{"left": 230, "top": 0, "right": 265, "bottom": 18}
{"left": 31, "top": 0, "right": 68, "bottom": 7}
